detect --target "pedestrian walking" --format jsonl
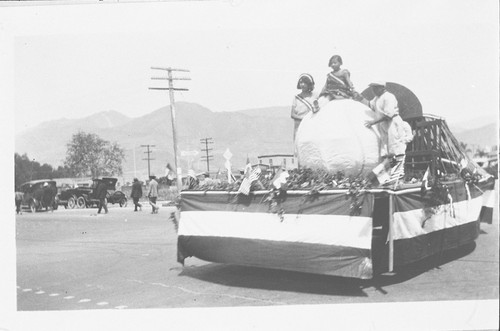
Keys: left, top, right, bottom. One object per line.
{"left": 147, "top": 175, "right": 159, "bottom": 214}
{"left": 42, "top": 182, "right": 54, "bottom": 212}
{"left": 95, "top": 180, "right": 108, "bottom": 214}
{"left": 131, "top": 178, "right": 143, "bottom": 212}
{"left": 15, "top": 189, "right": 24, "bottom": 215}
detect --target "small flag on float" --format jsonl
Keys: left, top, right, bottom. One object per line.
{"left": 238, "top": 166, "right": 262, "bottom": 195}
{"left": 382, "top": 154, "right": 406, "bottom": 188}
{"left": 272, "top": 167, "right": 290, "bottom": 190}
{"left": 371, "top": 160, "right": 391, "bottom": 185}
{"left": 389, "top": 155, "right": 405, "bottom": 182}
{"left": 420, "top": 166, "right": 431, "bottom": 194}
{"left": 186, "top": 169, "right": 197, "bottom": 188}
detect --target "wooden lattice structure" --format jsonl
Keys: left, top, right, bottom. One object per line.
{"left": 404, "top": 115, "right": 468, "bottom": 180}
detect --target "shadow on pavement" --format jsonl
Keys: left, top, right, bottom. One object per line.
{"left": 179, "top": 263, "right": 368, "bottom": 297}
{"left": 363, "top": 241, "right": 477, "bottom": 290}
{"left": 179, "top": 242, "right": 477, "bottom": 297}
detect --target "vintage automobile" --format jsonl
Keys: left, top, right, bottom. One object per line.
{"left": 19, "top": 179, "right": 58, "bottom": 213}
{"left": 57, "top": 177, "right": 127, "bottom": 209}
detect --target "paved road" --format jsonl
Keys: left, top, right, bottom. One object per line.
{"left": 16, "top": 199, "right": 498, "bottom": 311}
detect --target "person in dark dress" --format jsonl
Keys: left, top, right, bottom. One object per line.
{"left": 315, "top": 55, "right": 362, "bottom": 110}
{"left": 15, "top": 189, "right": 24, "bottom": 215}
{"left": 95, "top": 180, "right": 108, "bottom": 214}
{"left": 41, "top": 182, "right": 55, "bottom": 212}
{"left": 130, "top": 178, "right": 143, "bottom": 212}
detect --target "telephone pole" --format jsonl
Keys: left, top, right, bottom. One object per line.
{"left": 141, "top": 144, "right": 155, "bottom": 178}
{"left": 150, "top": 67, "right": 190, "bottom": 189}
{"left": 200, "top": 137, "right": 214, "bottom": 174}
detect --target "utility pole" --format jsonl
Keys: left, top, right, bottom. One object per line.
{"left": 200, "top": 137, "right": 214, "bottom": 174}
{"left": 133, "top": 144, "right": 137, "bottom": 178}
{"left": 150, "top": 67, "right": 190, "bottom": 189}
{"left": 141, "top": 144, "right": 155, "bottom": 178}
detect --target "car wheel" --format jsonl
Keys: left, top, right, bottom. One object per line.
{"left": 30, "top": 201, "right": 37, "bottom": 213}
{"left": 67, "top": 196, "right": 76, "bottom": 209}
{"left": 119, "top": 198, "right": 127, "bottom": 207}
{"left": 76, "top": 196, "right": 86, "bottom": 209}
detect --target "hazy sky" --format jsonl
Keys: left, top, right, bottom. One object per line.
{"left": 4, "top": 0, "right": 499, "bottom": 135}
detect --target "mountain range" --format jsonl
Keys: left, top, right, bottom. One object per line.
{"left": 15, "top": 102, "right": 498, "bottom": 181}
{"left": 15, "top": 102, "right": 294, "bottom": 180}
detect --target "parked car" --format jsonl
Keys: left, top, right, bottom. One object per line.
{"left": 56, "top": 183, "right": 92, "bottom": 209}
{"left": 57, "top": 177, "right": 127, "bottom": 209}
{"left": 19, "top": 180, "right": 58, "bottom": 212}
{"left": 107, "top": 189, "right": 128, "bottom": 207}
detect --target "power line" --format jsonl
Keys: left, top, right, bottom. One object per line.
{"left": 150, "top": 67, "right": 191, "bottom": 189}
{"left": 200, "top": 137, "right": 214, "bottom": 173}
{"left": 140, "top": 144, "right": 155, "bottom": 178}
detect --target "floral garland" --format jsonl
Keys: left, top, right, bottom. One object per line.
{"left": 179, "top": 161, "right": 489, "bottom": 221}
{"left": 185, "top": 168, "right": 372, "bottom": 192}
{"left": 263, "top": 188, "right": 286, "bottom": 222}
{"left": 184, "top": 168, "right": 373, "bottom": 218}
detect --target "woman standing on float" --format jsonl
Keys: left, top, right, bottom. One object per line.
{"left": 363, "top": 81, "right": 412, "bottom": 158}
{"left": 291, "top": 73, "right": 318, "bottom": 142}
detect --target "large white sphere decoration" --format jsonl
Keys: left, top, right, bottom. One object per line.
{"left": 296, "top": 99, "right": 381, "bottom": 176}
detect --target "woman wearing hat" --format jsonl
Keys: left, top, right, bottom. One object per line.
{"left": 363, "top": 81, "right": 412, "bottom": 158}
{"left": 291, "top": 73, "right": 318, "bottom": 142}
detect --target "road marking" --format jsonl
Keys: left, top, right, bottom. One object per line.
{"left": 151, "top": 283, "right": 200, "bottom": 295}
{"left": 22, "top": 289, "right": 32, "bottom": 292}
{"left": 150, "top": 282, "right": 287, "bottom": 305}
{"left": 78, "top": 298, "right": 91, "bottom": 303}
{"left": 96, "top": 302, "right": 109, "bottom": 306}
{"left": 35, "top": 291, "right": 45, "bottom": 294}
{"left": 115, "top": 305, "right": 128, "bottom": 309}
{"left": 49, "top": 293, "right": 60, "bottom": 297}
{"left": 63, "top": 296, "right": 75, "bottom": 299}
{"left": 127, "top": 279, "right": 145, "bottom": 284}
{"left": 17, "top": 286, "right": 20, "bottom": 289}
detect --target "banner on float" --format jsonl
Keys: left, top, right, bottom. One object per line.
{"left": 178, "top": 191, "right": 374, "bottom": 279}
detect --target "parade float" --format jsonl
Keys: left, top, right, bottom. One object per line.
{"left": 176, "top": 83, "right": 496, "bottom": 279}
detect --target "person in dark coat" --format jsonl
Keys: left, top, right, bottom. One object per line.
{"left": 42, "top": 182, "right": 55, "bottom": 212}
{"left": 130, "top": 178, "right": 143, "bottom": 212}
{"left": 15, "top": 189, "right": 24, "bottom": 215}
{"left": 95, "top": 180, "right": 108, "bottom": 214}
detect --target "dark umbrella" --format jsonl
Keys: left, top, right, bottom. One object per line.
{"left": 361, "top": 82, "right": 423, "bottom": 120}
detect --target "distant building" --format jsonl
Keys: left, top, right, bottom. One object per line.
{"left": 257, "top": 154, "right": 297, "bottom": 172}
